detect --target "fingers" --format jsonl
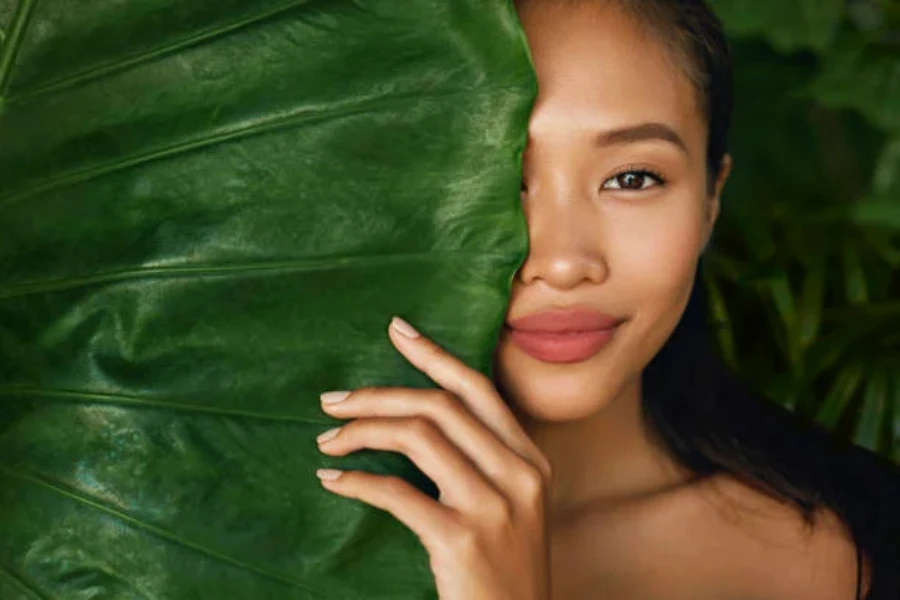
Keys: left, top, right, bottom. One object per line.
{"left": 387, "top": 316, "right": 551, "bottom": 479}
{"left": 311, "top": 316, "right": 554, "bottom": 599}
{"left": 317, "top": 415, "right": 502, "bottom": 512}
{"left": 321, "top": 387, "right": 545, "bottom": 498}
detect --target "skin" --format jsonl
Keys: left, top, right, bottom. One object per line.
{"left": 317, "top": 317, "right": 553, "bottom": 599}
{"left": 493, "top": 1, "right": 868, "bottom": 598}
{"left": 313, "top": 1, "right": 868, "bottom": 598}
{"left": 495, "top": 0, "right": 724, "bottom": 524}
{"left": 494, "top": 0, "right": 726, "bottom": 521}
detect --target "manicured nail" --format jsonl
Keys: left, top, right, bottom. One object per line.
{"left": 320, "top": 390, "right": 351, "bottom": 404}
{"left": 316, "top": 468, "right": 343, "bottom": 481}
{"left": 316, "top": 426, "right": 341, "bottom": 444}
{"left": 391, "top": 316, "right": 420, "bottom": 338}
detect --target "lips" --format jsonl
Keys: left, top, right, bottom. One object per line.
{"left": 506, "top": 307, "right": 623, "bottom": 333}
{"left": 505, "top": 307, "right": 623, "bottom": 363}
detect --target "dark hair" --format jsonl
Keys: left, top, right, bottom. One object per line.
{"left": 516, "top": 1, "right": 900, "bottom": 598}
{"left": 645, "top": 273, "right": 900, "bottom": 600}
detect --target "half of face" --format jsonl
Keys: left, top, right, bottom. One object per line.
{"left": 493, "top": 0, "right": 726, "bottom": 424}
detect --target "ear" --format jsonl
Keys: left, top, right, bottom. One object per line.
{"left": 702, "top": 153, "right": 732, "bottom": 253}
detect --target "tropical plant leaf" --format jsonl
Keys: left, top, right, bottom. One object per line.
{"left": 872, "top": 136, "right": 900, "bottom": 193}
{"left": 816, "top": 362, "right": 866, "bottom": 428}
{"left": 706, "top": 0, "right": 844, "bottom": 52}
{"left": 797, "top": 258, "right": 825, "bottom": 351}
{"left": 841, "top": 244, "right": 871, "bottom": 304}
{"left": 853, "top": 365, "right": 890, "bottom": 453}
{"left": 808, "top": 32, "right": 900, "bottom": 133}
{"left": 769, "top": 272, "right": 799, "bottom": 365}
{"left": 0, "top": 1, "right": 536, "bottom": 598}
{"left": 703, "top": 0, "right": 900, "bottom": 464}
{"left": 850, "top": 198, "right": 900, "bottom": 228}
{"left": 701, "top": 265, "right": 737, "bottom": 370}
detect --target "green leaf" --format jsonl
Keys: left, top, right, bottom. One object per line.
{"left": 769, "top": 272, "right": 800, "bottom": 365}
{"left": 705, "top": 12, "right": 898, "bottom": 461}
{"left": 847, "top": 0, "right": 891, "bottom": 34}
{"left": 797, "top": 257, "right": 825, "bottom": 350}
{"left": 853, "top": 366, "right": 890, "bottom": 452}
{"left": 0, "top": 0, "right": 35, "bottom": 97}
{"left": 0, "top": 0, "right": 17, "bottom": 32}
{"left": 800, "top": 334, "right": 850, "bottom": 387}
{"left": 849, "top": 198, "right": 900, "bottom": 228}
{"left": 816, "top": 362, "right": 865, "bottom": 428}
{"left": 863, "top": 229, "right": 900, "bottom": 266}
{"left": 872, "top": 136, "right": 900, "bottom": 194}
{"left": 0, "top": 1, "right": 536, "bottom": 598}
{"left": 808, "top": 33, "right": 900, "bottom": 133}
{"left": 850, "top": 136, "right": 900, "bottom": 230}
{"left": 707, "top": 0, "right": 844, "bottom": 52}
{"left": 702, "top": 268, "right": 738, "bottom": 370}
{"left": 841, "top": 244, "right": 870, "bottom": 304}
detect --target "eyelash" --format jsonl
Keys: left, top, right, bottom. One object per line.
{"left": 601, "top": 167, "right": 667, "bottom": 191}
{"left": 519, "top": 167, "right": 668, "bottom": 193}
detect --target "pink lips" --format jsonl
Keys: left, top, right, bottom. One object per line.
{"left": 505, "top": 307, "right": 623, "bottom": 364}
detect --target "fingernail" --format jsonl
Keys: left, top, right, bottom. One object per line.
{"left": 316, "top": 426, "right": 341, "bottom": 444}
{"left": 390, "top": 316, "right": 420, "bottom": 338}
{"left": 320, "top": 390, "right": 351, "bottom": 404}
{"left": 316, "top": 468, "right": 343, "bottom": 481}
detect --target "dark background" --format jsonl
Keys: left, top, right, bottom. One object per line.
{"left": 703, "top": 0, "right": 899, "bottom": 462}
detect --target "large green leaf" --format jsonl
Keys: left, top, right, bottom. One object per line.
{"left": 0, "top": 1, "right": 536, "bottom": 598}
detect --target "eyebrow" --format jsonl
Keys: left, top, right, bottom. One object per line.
{"left": 594, "top": 122, "right": 689, "bottom": 156}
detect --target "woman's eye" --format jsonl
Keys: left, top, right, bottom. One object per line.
{"left": 602, "top": 170, "right": 662, "bottom": 191}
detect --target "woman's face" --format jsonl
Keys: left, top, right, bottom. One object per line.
{"left": 493, "top": 0, "right": 727, "bottom": 423}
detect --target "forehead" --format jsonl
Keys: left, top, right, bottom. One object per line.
{"left": 517, "top": 1, "right": 705, "bottom": 149}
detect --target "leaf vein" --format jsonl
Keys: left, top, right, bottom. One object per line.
{"left": 0, "top": 466, "right": 328, "bottom": 597}
{"left": 0, "top": 565, "right": 53, "bottom": 600}
{"left": 0, "top": 83, "right": 524, "bottom": 206}
{"left": 0, "top": 249, "right": 515, "bottom": 299}
{"left": 3, "top": 0, "right": 313, "bottom": 106}
{"left": 0, "top": 386, "right": 332, "bottom": 424}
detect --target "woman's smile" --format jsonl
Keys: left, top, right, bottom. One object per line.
{"left": 506, "top": 327, "right": 620, "bottom": 363}
{"left": 504, "top": 306, "right": 625, "bottom": 363}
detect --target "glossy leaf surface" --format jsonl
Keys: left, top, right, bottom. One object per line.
{"left": 0, "top": 1, "right": 536, "bottom": 597}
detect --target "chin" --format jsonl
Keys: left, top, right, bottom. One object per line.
{"left": 492, "top": 340, "right": 632, "bottom": 424}
{"left": 513, "top": 391, "right": 610, "bottom": 423}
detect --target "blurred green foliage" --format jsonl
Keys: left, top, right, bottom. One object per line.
{"left": 704, "top": 0, "right": 900, "bottom": 461}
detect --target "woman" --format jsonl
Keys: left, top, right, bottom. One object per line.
{"left": 313, "top": 0, "right": 900, "bottom": 597}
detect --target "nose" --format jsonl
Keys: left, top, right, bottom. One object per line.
{"left": 514, "top": 180, "right": 610, "bottom": 290}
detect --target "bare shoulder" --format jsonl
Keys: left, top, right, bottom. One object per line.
{"left": 550, "top": 471, "right": 871, "bottom": 600}
{"left": 686, "top": 473, "right": 870, "bottom": 600}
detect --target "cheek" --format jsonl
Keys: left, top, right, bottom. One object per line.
{"left": 603, "top": 195, "right": 706, "bottom": 384}
{"left": 607, "top": 197, "right": 706, "bottom": 304}
{"left": 491, "top": 197, "right": 708, "bottom": 423}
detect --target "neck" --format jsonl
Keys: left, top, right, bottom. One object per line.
{"left": 517, "top": 376, "right": 694, "bottom": 524}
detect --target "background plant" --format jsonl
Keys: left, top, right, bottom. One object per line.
{"left": 704, "top": 0, "right": 900, "bottom": 462}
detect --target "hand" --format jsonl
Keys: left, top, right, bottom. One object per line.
{"left": 314, "top": 315, "right": 553, "bottom": 600}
